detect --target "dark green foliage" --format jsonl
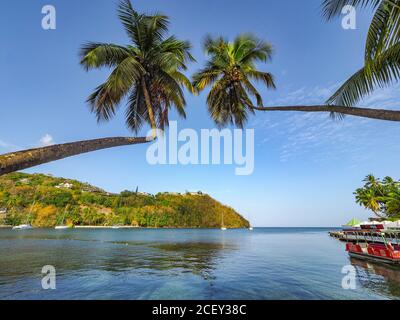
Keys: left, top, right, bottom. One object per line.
{"left": 355, "top": 174, "right": 400, "bottom": 219}
{"left": 192, "top": 34, "right": 275, "bottom": 128}
{"left": 323, "top": 0, "right": 400, "bottom": 107}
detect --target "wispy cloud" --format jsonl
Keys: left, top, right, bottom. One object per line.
{"left": 251, "top": 82, "right": 400, "bottom": 165}
{"left": 0, "top": 139, "right": 18, "bottom": 152}
{"left": 39, "top": 134, "right": 55, "bottom": 147}
{"left": 267, "top": 82, "right": 341, "bottom": 106}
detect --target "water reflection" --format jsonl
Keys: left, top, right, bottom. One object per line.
{"left": 149, "top": 242, "right": 232, "bottom": 280}
{"left": 350, "top": 258, "right": 400, "bottom": 298}
{"left": 2, "top": 228, "right": 399, "bottom": 300}
{"left": 0, "top": 232, "right": 234, "bottom": 287}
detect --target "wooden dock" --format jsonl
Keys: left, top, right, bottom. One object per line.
{"left": 329, "top": 231, "right": 346, "bottom": 241}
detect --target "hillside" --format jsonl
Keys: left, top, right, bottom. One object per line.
{"left": 0, "top": 173, "right": 249, "bottom": 228}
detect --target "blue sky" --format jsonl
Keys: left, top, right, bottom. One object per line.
{"left": 1, "top": 0, "right": 400, "bottom": 227}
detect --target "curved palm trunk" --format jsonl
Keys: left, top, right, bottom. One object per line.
{"left": 250, "top": 105, "right": 400, "bottom": 122}
{"left": 0, "top": 136, "right": 152, "bottom": 176}
{"left": 141, "top": 77, "right": 158, "bottom": 138}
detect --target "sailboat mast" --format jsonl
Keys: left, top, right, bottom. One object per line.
{"left": 26, "top": 200, "right": 36, "bottom": 224}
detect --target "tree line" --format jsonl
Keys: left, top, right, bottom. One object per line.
{"left": 0, "top": 173, "right": 249, "bottom": 228}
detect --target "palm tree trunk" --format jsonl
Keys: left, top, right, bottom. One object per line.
{"left": 141, "top": 77, "right": 157, "bottom": 138}
{"left": 250, "top": 105, "right": 400, "bottom": 122}
{"left": 0, "top": 136, "right": 152, "bottom": 176}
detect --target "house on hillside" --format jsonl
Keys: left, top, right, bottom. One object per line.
{"left": 187, "top": 191, "right": 204, "bottom": 196}
{"left": 138, "top": 192, "right": 153, "bottom": 197}
{"left": 55, "top": 182, "right": 73, "bottom": 189}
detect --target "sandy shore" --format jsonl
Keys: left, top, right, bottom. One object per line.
{"left": 74, "top": 226, "right": 141, "bottom": 229}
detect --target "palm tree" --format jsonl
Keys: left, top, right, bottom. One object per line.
{"left": 80, "top": 0, "right": 195, "bottom": 136}
{"left": 322, "top": 0, "right": 400, "bottom": 107}
{"left": 192, "top": 34, "right": 276, "bottom": 128}
{"left": 194, "top": 33, "right": 400, "bottom": 126}
{"left": 355, "top": 187, "right": 384, "bottom": 217}
{"left": 0, "top": 0, "right": 194, "bottom": 176}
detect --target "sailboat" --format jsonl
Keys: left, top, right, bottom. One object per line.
{"left": 55, "top": 206, "right": 72, "bottom": 230}
{"left": 221, "top": 212, "right": 227, "bottom": 231}
{"left": 12, "top": 224, "right": 33, "bottom": 230}
{"left": 55, "top": 225, "right": 71, "bottom": 230}
{"left": 13, "top": 200, "right": 35, "bottom": 230}
{"left": 247, "top": 214, "right": 253, "bottom": 230}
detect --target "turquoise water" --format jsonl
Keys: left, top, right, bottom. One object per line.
{"left": 0, "top": 227, "right": 399, "bottom": 300}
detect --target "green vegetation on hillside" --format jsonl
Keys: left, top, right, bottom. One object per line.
{"left": 0, "top": 173, "right": 249, "bottom": 228}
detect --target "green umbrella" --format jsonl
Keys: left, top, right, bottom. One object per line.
{"left": 345, "top": 218, "right": 361, "bottom": 227}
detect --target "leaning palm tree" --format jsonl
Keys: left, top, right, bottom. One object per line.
{"left": 193, "top": 33, "right": 400, "bottom": 126}
{"left": 0, "top": 0, "right": 194, "bottom": 176}
{"left": 322, "top": 0, "right": 400, "bottom": 107}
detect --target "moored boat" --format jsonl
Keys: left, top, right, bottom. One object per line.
{"left": 55, "top": 206, "right": 71, "bottom": 230}
{"left": 344, "top": 229, "right": 400, "bottom": 265}
{"left": 221, "top": 212, "right": 227, "bottom": 230}
{"left": 12, "top": 224, "right": 33, "bottom": 230}
{"left": 55, "top": 225, "right": 71, "bottom": 230}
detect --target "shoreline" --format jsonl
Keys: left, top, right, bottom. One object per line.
{"left": 0, "top": 225, "right": 252, "bottom": 230}
{"left": 74, "top": 226, "right": 140, "bottom": 229}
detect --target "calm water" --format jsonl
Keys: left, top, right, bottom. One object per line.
{"left": 0, "top": 227, "right": 399, "bottom": 300}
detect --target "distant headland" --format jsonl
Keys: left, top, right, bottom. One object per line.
{"left": 0, "top": 173, "right": 249, "bottom": 229}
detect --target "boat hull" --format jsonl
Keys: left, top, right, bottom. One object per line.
{"left": 349, "top": 251, "right": 400, "bottom": 265}
{"left": 12, "top": 225, "right": 33, "bottom": 230}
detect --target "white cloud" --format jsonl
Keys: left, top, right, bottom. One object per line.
{"left": 39, "top": 134, "right": 55, "bottom": 147}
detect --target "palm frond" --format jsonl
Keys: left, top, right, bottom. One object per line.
{"left": 125, "top": 86, "right": 148, "bottom": 133}
{"left": 246, "top": 70, "right": 276, "bottom": 89}
{"left": 234, "top": 34, "right": 274, "bottom": 65}
{"left": 153, "top": 36, "right": 195, "bottom": 71}
{"left": 192, "top": 66, "right": 222, "bottom": 91}
{"left": 365, "top": 1, "right": 400, "bottom": 60}
{"left": 87, "top": 56, "right": 144, "bottom": 122}
{"left": 117, "top": 0, "right": 146, "bottom": 48}
{"left": 322, "top": 0, "right": 380, "bottom": 20}
{"left": 143, "top": 13, "right": 170, "bottom": 50}
{"left": 80, "top": 43, "right": 131, "bottom": 70}
{"left": 241, "top": 77, "right": 263, "bottom": 106}
{"left": 87, "top": 83, "right": 119, "bottom": 122}
{"left": 170, "top": 71, "right": 197, "bottom": 94}
{"left": 327, "top": 42, "right": 400, "bottom": 106}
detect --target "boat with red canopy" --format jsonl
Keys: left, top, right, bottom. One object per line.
{"left": 344, "top": 229, "right": 400, "bottom": 265}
